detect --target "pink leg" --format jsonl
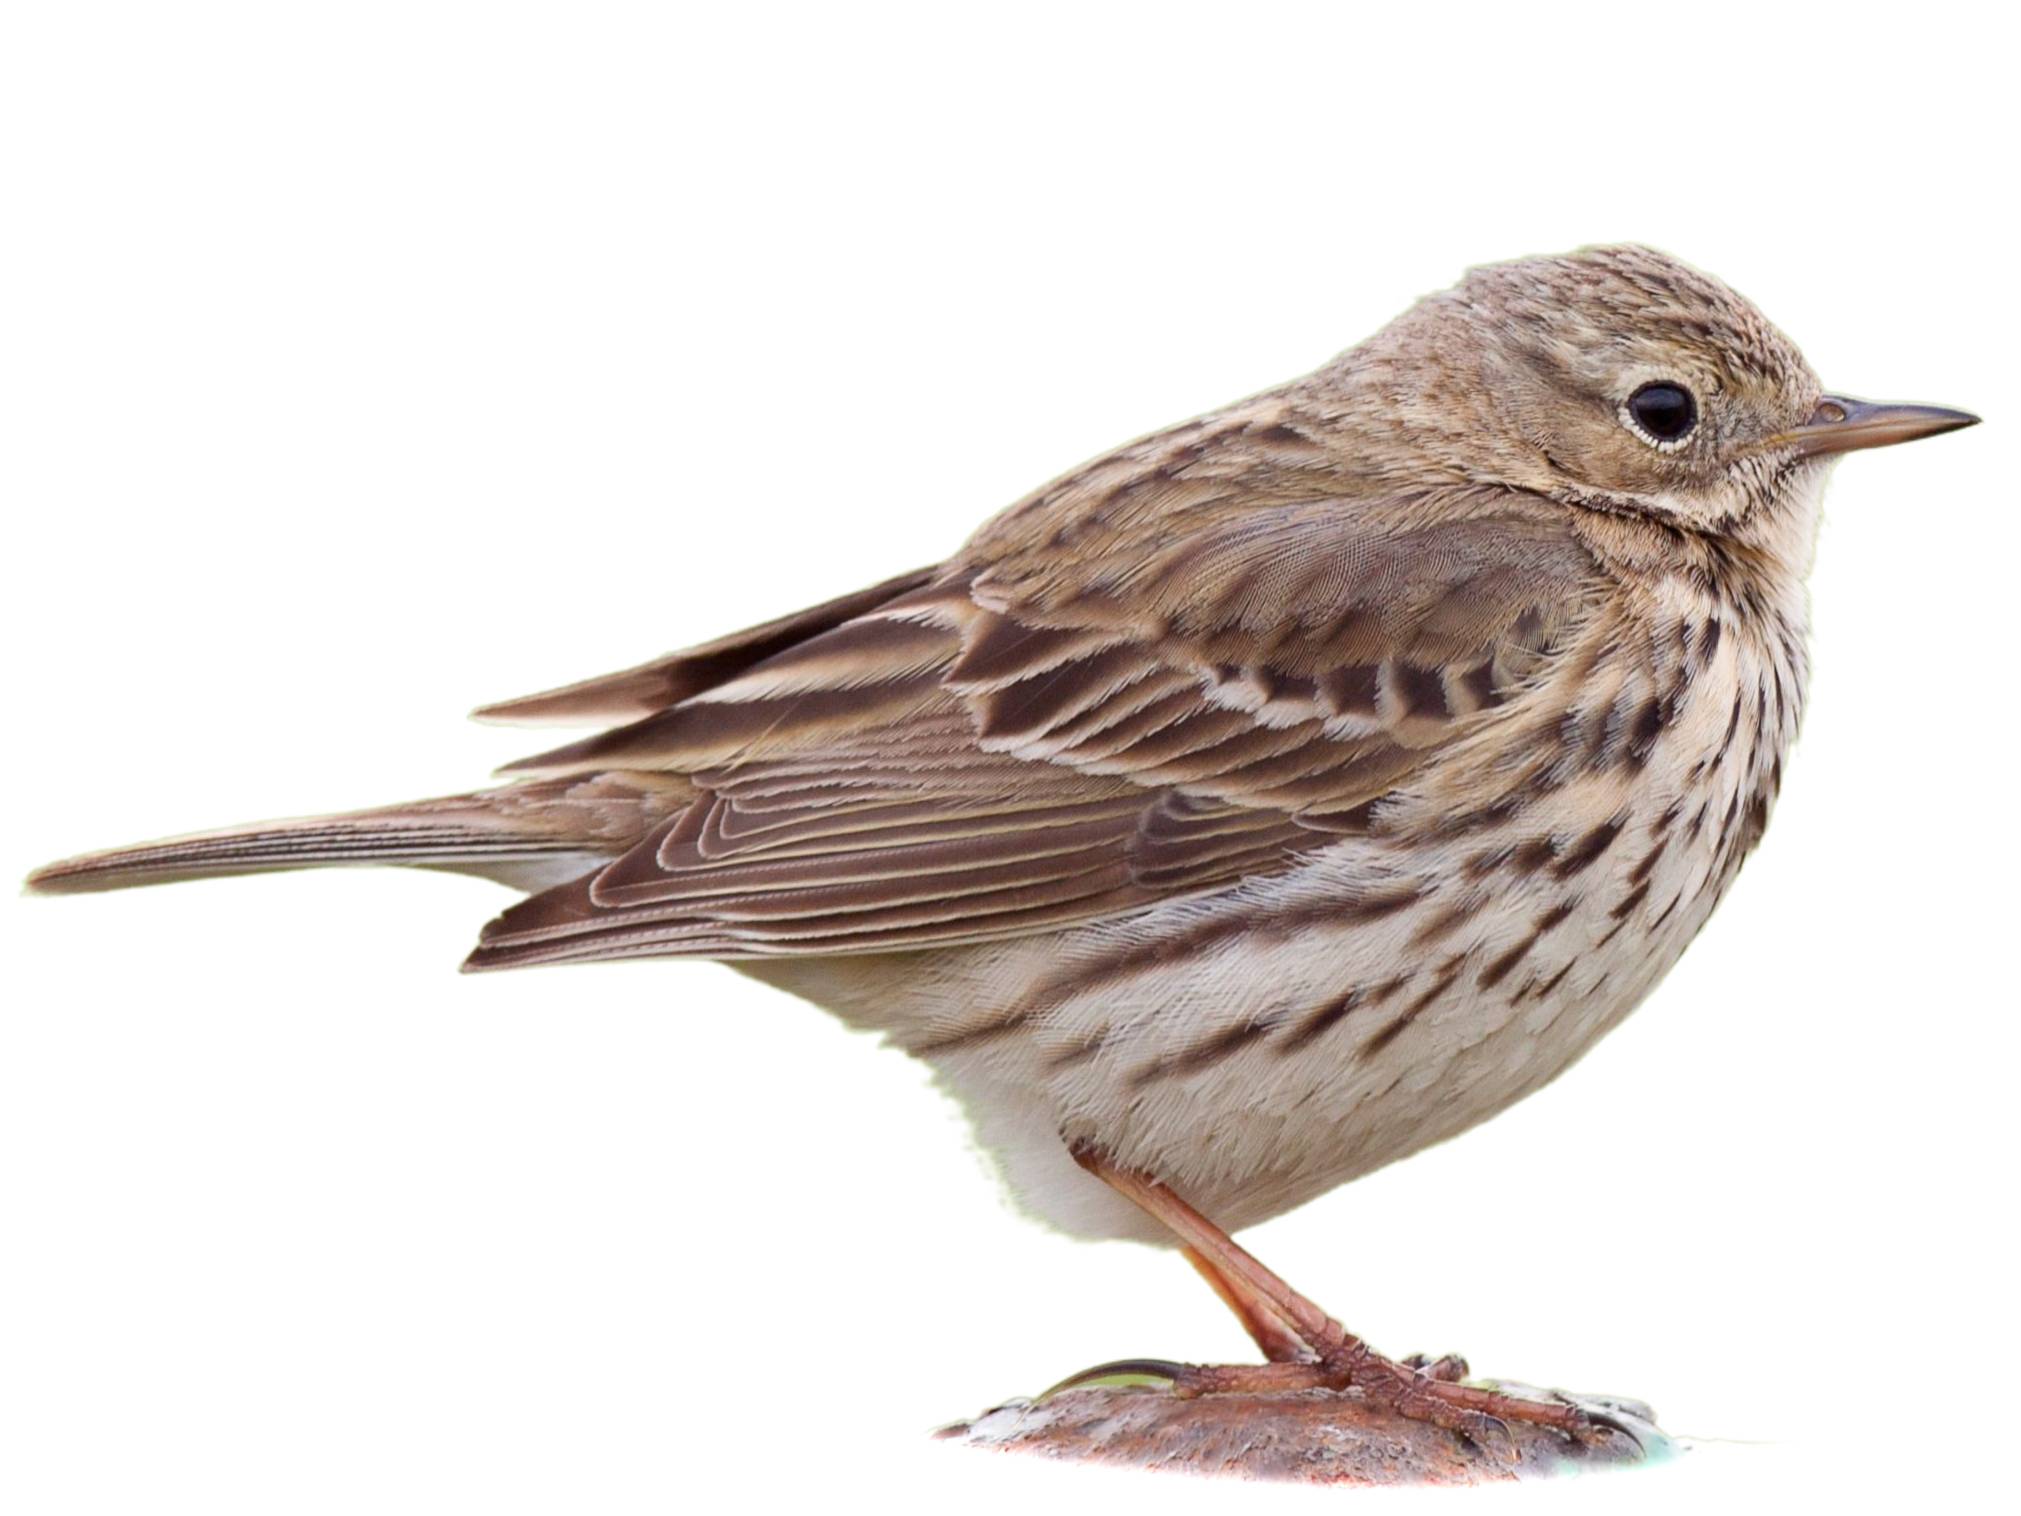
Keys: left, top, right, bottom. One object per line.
{"left": 1069, "top": 1144, "right": 1593, "bottom": 1442}
{"left": 1180, "top": 1244, "right": 1313, "bottom": 1364}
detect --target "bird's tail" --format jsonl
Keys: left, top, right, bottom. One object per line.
{"left": 23, "top": 776, "right": 684, "bottom": 897}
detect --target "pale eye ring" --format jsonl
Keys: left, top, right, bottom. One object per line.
{"left": 1621, "top": 381, "right": 1698, "bottom": 449}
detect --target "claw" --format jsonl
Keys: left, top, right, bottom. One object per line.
{"left": 1456, "top": 1411, "right": 1519, "bottom": 1460}
{"left": 1038, "top": 1357, "right": 1186, "bottom": 1400}
{"left": 1553, "top": 1393, "right": 1645, "bottom": 1453}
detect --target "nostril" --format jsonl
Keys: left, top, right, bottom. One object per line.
{"left": 1808, "top": 399, "right": 1849, "bottom": 425}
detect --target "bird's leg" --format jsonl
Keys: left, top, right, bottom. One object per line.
{"left": 1180, "top": 1244, "right": 1314, "bottom": 1364}
{"left": 1067, "top": 1142, "right": 1592, "bottom": 1442}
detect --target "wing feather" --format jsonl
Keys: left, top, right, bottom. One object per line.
{"left": 467, "top": 470, "right": 1598, "bottom": 970}
{"left": 472, "top": 566, "right": 939, "bottom": 724}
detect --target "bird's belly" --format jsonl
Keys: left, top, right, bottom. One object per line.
{"left": 750, "top": 831, "right": 1720, "bottom": 1244}
{"left": 939, "top": 843, "right": 1711, "bottom": 1239}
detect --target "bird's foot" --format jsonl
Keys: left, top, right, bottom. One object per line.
{"left": 1159, "top": 1342, "right": 1602, "bottom": 1448}
{"left": 1346, "top": 1351, "right": 1602, "bottom": 1446}
{"left": 1054, "top": 1149, "right": 1642, "bottom": 1458}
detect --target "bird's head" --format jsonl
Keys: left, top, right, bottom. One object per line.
{"left": 1331, "top": 244, "right": 1976, "bottom": 555}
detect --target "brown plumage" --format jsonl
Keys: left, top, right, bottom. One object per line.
{"left": 463, "top": 504, "right": 1589, "bottom": 964}
{"left": 27, "top": 245, "right": 1977, "bottom": 1442}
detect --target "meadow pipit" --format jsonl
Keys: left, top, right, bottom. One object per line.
{"left": 29, "top": 245, "right": 1978, "bottom": 1441}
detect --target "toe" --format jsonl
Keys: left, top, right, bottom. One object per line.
{"left": 1400, "top": 1351, "right": 1470, "bottom": 1383}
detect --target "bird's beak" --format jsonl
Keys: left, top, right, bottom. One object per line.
{"left": 1769, "top": 394, "right": 1980, "bottom": 458}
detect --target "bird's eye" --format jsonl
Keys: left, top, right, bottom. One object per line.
{"left": 1623, "top": 382, "right": 1698, "bottom": 447}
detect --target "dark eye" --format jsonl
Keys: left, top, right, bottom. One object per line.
{"left": 1625, "top": 381, "right": 1698, "bottom": 445}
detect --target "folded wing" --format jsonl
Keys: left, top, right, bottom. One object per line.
{"left": 465, "top": 486, "right": 1598, "bottom": 970}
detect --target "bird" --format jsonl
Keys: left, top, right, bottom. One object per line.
{"left": 27, "top": 245, "right": 1978, "bottom": 1441}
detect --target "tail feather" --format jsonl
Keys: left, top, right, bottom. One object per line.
{"left": 24, "top": 778, "right": 684, "bottom": 896}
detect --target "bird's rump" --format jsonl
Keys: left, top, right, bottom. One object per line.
{"left": 466, "top": 493, "right": 1598, "bottom": 970}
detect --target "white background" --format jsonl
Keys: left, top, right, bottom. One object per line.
{"left": 3, "top": 4, "right": 2012, "bottom": 1512}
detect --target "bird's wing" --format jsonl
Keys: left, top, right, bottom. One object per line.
{"left": 464, "top": 489, "right": 1598, "bottom": 970}
{"left": 471, "top": 565, "right": 940, "bottom": 725}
